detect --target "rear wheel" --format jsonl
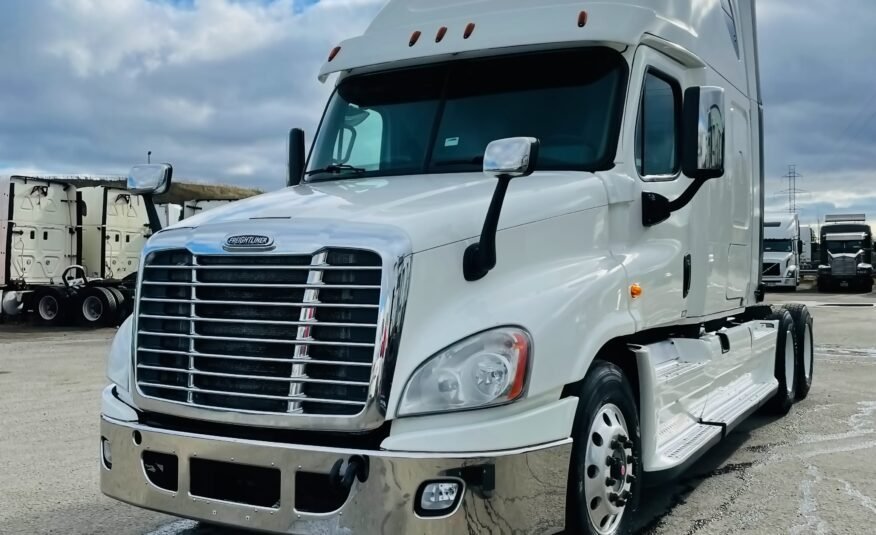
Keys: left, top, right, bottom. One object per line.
{"left": 77, "top": 287, "right": 118, "bottom": 327}
{"left": 780, "top": 304, "right": 814, "bottom": 400}
{"left": 567, "top": 361, "right": 641, "bottom": 535}
{"left": 767, "top": 308, "right": 798, "bottom": 414}
{"left": 106, "top": 287, "right": 128, "bottom": 324}
{"left": 32, "top": 287, "right": 69, "bottom": 326}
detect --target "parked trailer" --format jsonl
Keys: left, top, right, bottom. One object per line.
{"left": 762, "top": 212, "right": 800, "bottom": 290}
{"left": 1, "top": 177, "right": 146, "bottom": 327}
{"left": 101, "top": 1, "right": 816, "bottom": 534}
{"left": 800, "top": 225, "right": 815, "bottom": 270}
{"left": 181, "top": 198, "right": 233, "bottom": 219}
{"left": 818, "top": 214, "right": 873, "bottom": 292}
{"left": 156, "top": 203, "right": 182, "bottom": 228}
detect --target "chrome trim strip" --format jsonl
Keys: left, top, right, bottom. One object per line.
{"left": 137, "top": 331, "right": 375, "bottom": 348}
{"left": 140, "top": 297, "right": 378, "bottom": 309}
{"left": 137, "top": 383, "right": 367, "bottom": 405}
{"left": 141, "top": 281, "right": 380, "bottom": 290}
{"left": 131, "top": 220, "right": 413, "bottom": 431}
{"left": 144, "top": 264, "right": 382, "bottom": 271}
{"left": 138, "top": 314, "right": 377, "bottom": 328}
{"left": 137, "top": 348, "right": 372, "bottom": 367}
{"left": 136, "top": 365, "right": 372, "bottom": 387}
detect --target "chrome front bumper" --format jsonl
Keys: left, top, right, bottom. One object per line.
{"left": 100, "top": 416, "right": 571, "bottom": 534}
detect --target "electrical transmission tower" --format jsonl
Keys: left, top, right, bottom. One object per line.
{"left": 776, "top": 164, "right": 807, "bottom": 213}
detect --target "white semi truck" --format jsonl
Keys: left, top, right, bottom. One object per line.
{"left": 156, "top": 203, "right": 183, "bottom": 229}
{"left": 762, "top": 212, "right": 800, "bottom": 290}
{"left": 100, "top": 1, "right": 816, "bottom": 534}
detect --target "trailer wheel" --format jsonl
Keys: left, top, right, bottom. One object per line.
{"left": 780, "top": 304, "right": 814, "bottom": 400}
{"left": 567, "top": 361, "right": 641, "bottom": 535}
{"left": 766, "top": 308, "right": 798, "bottom": 415}
{"left": 77, "top": 287, "right": 118, "bottom": 327}
{"left": 33, "top": 287, "right": 69, "bottom": 326}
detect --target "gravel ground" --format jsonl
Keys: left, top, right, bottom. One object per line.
{"left": 1, "top": 284, "right": 875, "bottom": 534}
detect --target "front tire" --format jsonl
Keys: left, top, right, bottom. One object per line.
{"left": 567, "top": 361, "right": 641, "bottom": 535}
{"left": 767, "top": 308, "right": 798, "bottom": 414}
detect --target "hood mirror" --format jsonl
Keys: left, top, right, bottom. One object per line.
{"left": 127, "top": 164, "right": 173, "bottom": 195}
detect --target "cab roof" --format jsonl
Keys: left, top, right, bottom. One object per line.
{"left": 319, "top": 0, "right": 756, "bottom": 99}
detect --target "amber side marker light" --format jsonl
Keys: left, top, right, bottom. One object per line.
{"left": 630, "top": 283, "right": 643, "bottom": 299}
{"left": 409, "top": 30, "right": 422, "bottom": 47}
{"left": 436, "top": 26, "right": 448, "bottom": 43}
{"left": 464, "top": 22, "right": 476, "bottom": 39}
{"left": 328, "top": 46, "right": 341, "bottom": 62}
{"left": 578, "top": 10, "right": 589, "bottom": 27}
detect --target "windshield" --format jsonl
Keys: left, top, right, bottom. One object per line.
{"left": 827, "top": 240, "right": 864, "bottom": 254}
{"left": 306, "top": 48, "right": 628, "bottom": 181}
{"left": 764, "top": 239, "right": 793, "bottom": 253}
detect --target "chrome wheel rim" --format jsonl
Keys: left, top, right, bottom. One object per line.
{"left": 583, "top": 403, "right": 634, "bottom": 535}
{"left": 83, "top": 295, "right": 103, "bottom": 322}
{"left": 39, "top": 295, "right": 59, "bottom": 321}
{"left": 785, "top": 327, "right": 795, "bottom": 393}
{"left": 803, "top": 323, "right": 813, "bottom": 380}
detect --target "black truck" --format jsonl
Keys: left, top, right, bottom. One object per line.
{"left": 818, "top": 214, "right": 873, "bottom": 292}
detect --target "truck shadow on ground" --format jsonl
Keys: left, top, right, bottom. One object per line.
{"left": 632, "top": 410, "right": 783, "bottom": 535}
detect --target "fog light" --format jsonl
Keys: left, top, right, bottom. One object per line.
{"left": 417, "top": 480, "right": 462, "bottom": 517}
{"left": 101, "top": 437, "right": 112, "bottom": 469}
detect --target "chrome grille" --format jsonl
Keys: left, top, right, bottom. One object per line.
{"left": 831, "top": 256, "right": 857, "bottom": 276}
{"left": 135, "top": 248, "right": 382, "bottom": 416}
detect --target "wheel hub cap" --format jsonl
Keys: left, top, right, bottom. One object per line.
{"left": 583, "top": 403, "right": 635, "bottom": 534}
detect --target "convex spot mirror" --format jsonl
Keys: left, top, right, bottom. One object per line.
{"left": 683, "top": 86, "right": 725, "bottom": 180}
{"left": 128, "top": 164, "right": 173, "bottom": 195}
{"left": 483, "top": 137, "right": 540, "bottom": 179}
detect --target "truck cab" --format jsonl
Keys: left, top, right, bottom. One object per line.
{"left": 100, "top": 2, "right": 815, "bottom": 534}
{"left": 763, "top": 213, "right": 800, "bottom": 290}
{"left": 818, "top": 214, "right": 873, "bottom": 292}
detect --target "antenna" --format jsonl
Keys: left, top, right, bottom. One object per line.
{"left": 147, "top": 151, "right": 152, "bottom": 164}
{"left": 775, "top": 164, "right": 808, "bottom": 213}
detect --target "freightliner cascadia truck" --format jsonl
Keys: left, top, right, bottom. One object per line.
{"left": 100, "top": 1, "right": 816, "bottom": 533}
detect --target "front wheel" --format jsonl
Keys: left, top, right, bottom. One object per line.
{"left": 567, "top": 361, "right": 641, "bottom": 535}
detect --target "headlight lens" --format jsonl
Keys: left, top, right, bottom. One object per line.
{"left": 398, "top": 327, "right": 531, "bottom": 417}
{"left": 107, "top": 315, "right": 133, "bottom": 390}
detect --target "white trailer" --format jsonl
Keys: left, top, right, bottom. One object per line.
{"left": 763, "top": 212, "right": 800, "bottom": 289}
{"left": 0, "top": 176, "right": 79, "bottom": 323}
{"left": 182, "top": 199, "right": 233, "bottom": 220}
{"left": 101, "top": 2, "right": 815, "bottom": 534}
{"left": 79, "top": 186, "right": 151, "bottom": 281}
{"left": 800, "top": 225, "right": 814, "bottom": 269}
{"left": 156, "top": 203, "right": 182, "bottom": 229}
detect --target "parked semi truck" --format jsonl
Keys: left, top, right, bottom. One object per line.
{"left": 818, "top": 214, "right": 873, "bottom": 292}
{"left": 100, "top": 1, "right": 816, "bottom": 534}
{"left": 0, "top": 177, "right": 149, "bottom": 327}
{"left": 762, "top": 212, "right": 800, "bottom": 290}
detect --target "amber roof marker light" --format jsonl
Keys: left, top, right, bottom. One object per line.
{"left": 435, "top": 26, "right": 448, "bottom": 43}
{"left": 409, "top": 30, "right": 422, "bottom": 47}
{"left": 464, "top": 22, "right": 476, "bottom": 39}
{"left": 578, "top": 10, "right": 588, "bottom": 28}
{"left": 328, "top": 46, "right": 341, "bottom": 62}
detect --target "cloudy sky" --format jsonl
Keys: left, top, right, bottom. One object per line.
{"left": 1, "top": 0, "right": 874, "bottom": 230}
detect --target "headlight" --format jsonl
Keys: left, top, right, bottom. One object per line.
{"left": 857, "top": 263, "right": 873, "bottom": 273}
{"left": 107, "top": 315, "right": 133, "bottom": 390}
{"left": 398, "top": 327, "right": 531, "bottom": 417}
{"left": 818, "top": 264, "right": 831, "bottom": 272}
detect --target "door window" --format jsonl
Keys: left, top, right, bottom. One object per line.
{"left": 635, "top": 71, "right": 681, "bottom": 178}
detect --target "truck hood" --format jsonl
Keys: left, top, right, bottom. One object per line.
{"left": 763, "top": 252, "right": 793, "bottom": 264}
{"left": 172, "top": 172, "right": 609, "bottom": 253}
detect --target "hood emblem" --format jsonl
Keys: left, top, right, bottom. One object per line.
{"left": 224, "top": 234, "right": 275, "bottom": 250}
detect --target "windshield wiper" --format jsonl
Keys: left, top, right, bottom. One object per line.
{"left": 305, "top": 164, "right": 367, "bottom": 177}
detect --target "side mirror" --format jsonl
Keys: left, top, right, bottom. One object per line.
{"left": 288, "top": 128, "right": 306, "bottom": 187}
{"left": 128, "top": 164, "right": 172, "bottom": 195}
{"left": 463, "top": 137, "right": 540, "bottom": 281}
{"left": 682, "top": 86, "right": 725, "bottom": 180}
{"left": 483, "top": 137, "right": 539, "bottom": 179}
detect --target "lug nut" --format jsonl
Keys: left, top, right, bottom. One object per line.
{"left": 610, "top": 439, "right": 620, "bottom": 449}
{"left": 606, "top": 477, "right": 617, "bottom": 486}
{"left": 609, "top": 492, "right": 620, "bottom": 503}
{"left": 626, "top": 474, "right": 637, "bottom": 483}
{"left": 621, "top": 490, "right": 632, "bottom": 500}
{"left": 606, "top": 456, "right": 616, "bottom": 466}
{"left": 616, "top": 499, "right": 627, "bottom": 507}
